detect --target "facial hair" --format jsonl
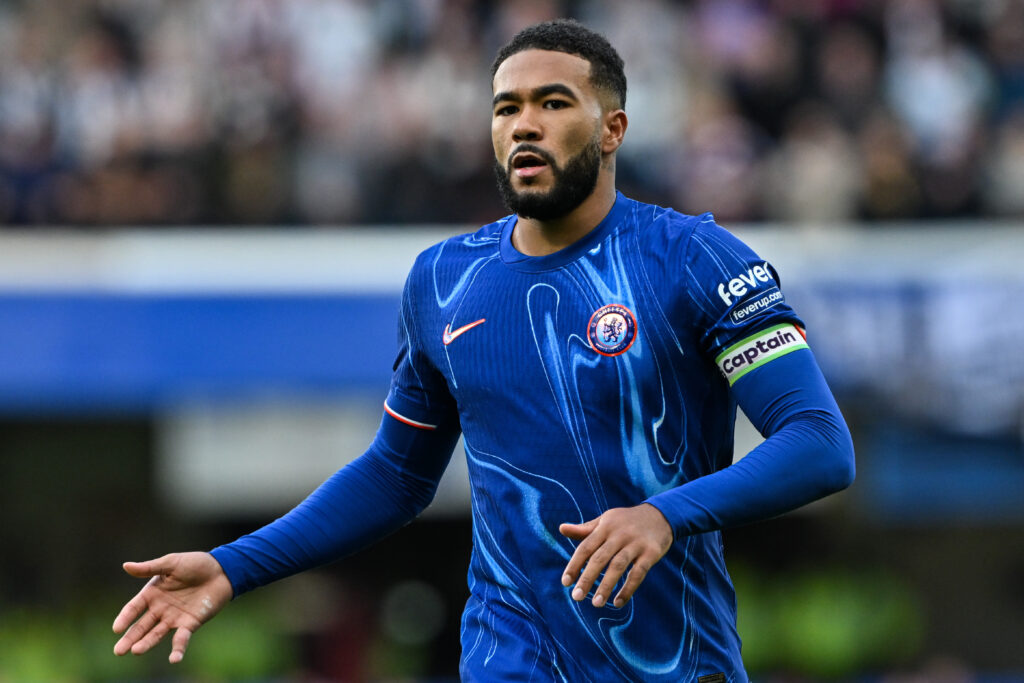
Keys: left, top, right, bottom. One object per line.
{"left": 494, "top": 137, "right": 602, "bottom": 221}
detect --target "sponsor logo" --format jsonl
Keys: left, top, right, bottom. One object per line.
{"left": 715, "top": 323, "right": 808, "bottom": 385}
{"left": 730, "top": 286, "right": 784, "bottom": 324}
{"left": 716, "top": 261, "right": 775, "bottom": 306}
{"left": 587, "top": 304, "right": 637, "bottom": 357}
{"left": 442, "top": 318, "right": 486, "bottom": 345}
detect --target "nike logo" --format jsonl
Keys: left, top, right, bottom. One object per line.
{"left": 443, "top": 318, "right": 486, "bottom": 345}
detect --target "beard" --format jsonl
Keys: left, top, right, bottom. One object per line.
{"left": 494, "top": 137, "right": 602, "bottom": 221}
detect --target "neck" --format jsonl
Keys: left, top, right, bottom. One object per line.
{"left": 511, "top": 174, "right": 617, "bottom": 257}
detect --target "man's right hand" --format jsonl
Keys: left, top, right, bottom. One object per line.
{"left": 112, "top": 551, "right": 233, "bottom": 664}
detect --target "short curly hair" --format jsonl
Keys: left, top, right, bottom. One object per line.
{"left": 491, "top": 19, "right": 626, "bottom": 110}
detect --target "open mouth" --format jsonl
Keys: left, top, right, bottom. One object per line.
{"left": 511, "top": 152, "right": 549, "bottom": 178}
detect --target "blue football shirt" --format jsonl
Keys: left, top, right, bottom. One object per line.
{"left": 383, "top": 192, "right": 806, "bottom": 681}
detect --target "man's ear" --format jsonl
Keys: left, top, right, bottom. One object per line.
{"left": 602, "top": 109, "right": 628, "bottom": 154}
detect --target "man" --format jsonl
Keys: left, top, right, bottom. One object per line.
{"left": 113, "top": 19, "right": 854, "bottom": 681}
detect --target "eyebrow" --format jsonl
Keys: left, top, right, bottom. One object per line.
{"left": 492, "top": 83, "right": 580, "bottom": 108}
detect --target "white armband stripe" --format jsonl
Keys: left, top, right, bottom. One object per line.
{"left": 715, "top": 323, "right": 809, "bottom": 386}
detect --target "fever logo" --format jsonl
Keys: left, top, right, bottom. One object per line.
{"left": 587, "top": 304, "right": 637, "bottom": 357}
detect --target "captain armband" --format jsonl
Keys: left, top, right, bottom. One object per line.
{"left": 715, "top": 323, "right": 808, "bottom": 386}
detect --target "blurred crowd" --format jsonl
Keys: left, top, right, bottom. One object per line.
{"left": 2, "top": 0, "right": 1024, "bottom": 227}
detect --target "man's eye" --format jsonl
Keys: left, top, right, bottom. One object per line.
{"left": 495, "top": 105, "right": 518, "bottom": 116}
{"left": 544, "top": 100, "right": 568, "bottom": 109}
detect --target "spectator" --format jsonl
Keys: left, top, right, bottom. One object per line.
{"left": 0, "top": 0, "right": 1020, "bottom": 227}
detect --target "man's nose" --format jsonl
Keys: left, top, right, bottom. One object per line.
{"left": 512, "top": 107, "right": 542, "bottom": 142}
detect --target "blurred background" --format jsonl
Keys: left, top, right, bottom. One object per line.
{"left": 0, "top": 0, "right": 1022, "bottom": 681}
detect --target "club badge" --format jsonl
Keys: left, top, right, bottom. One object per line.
{"left": 587, "top": 304, "right": 637, "bottom": 357}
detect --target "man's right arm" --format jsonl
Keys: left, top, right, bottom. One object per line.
{"left": 112, "top": 410, "right": 460, "bottom": 663}
{"left": 115, "top": 252, "right": 459, "bottom": 661}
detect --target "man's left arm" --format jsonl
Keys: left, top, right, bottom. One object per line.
{"left": 560, "top": 345, "right": 854, "bottom": 608}
{"left": 647, "top": 345, "right": 855, "bottom": 532}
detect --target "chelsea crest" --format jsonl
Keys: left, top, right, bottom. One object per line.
{"left": 587, "top": 304, "right": 637, "bottom": 357}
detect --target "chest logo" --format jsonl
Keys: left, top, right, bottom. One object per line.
{"left": 587, "top": 304, "right": 637, "bottom": 357}
{"left": 442, "top": 318, "right": 486, "bottom": 345}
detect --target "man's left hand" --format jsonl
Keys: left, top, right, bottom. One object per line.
{"left": 559, "top": 503, "right": 673, "bottom": 608}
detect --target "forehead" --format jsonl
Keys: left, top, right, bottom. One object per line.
{"left": 492, "top": 49, "right": 593, "bottom": 96}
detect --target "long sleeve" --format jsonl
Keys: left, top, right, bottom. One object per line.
{"left": 209, "top": 412, "right": 461, "bottom": 596}
{"left": 646, "top": 348, "right": 855, "bottom": 537}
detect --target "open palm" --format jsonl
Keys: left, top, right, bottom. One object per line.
{"left": 112, "top": 552, "right": 233, "bottom": 664}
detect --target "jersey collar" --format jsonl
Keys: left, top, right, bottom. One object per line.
{"left": 499, "top": 191, "right": 631, "bottom": 273}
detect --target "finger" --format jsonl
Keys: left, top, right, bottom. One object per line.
{"left": 592, "top": 549, "right": 634, "bottom": 608}
{"left": 572, "top": 545, "right": 616, "bottom": 602}
{"left": 114, "top": 632, "right": 134, "bottom": 657}
{"left": 612, "top": 553, "right": 655, "bottom": 608}
{"left": 130, "top": 620, "right": 171, "bottom": 656}
{"left": 562, "top": 548, "right": 584, "bottom": 587}
{"left": 122, "top": 555, "right": 174, "bottom": 579}
{"left": 558, "top": 518, "right": 598, "bottom": 541}
{"left": 113, "top": 593, "right": 150, "bottom": 634}
{"left": 562, "top": 532, "right": 602, "bottom": 588}
{"left": 114, "top": 609, "right": 159, "bottom": 655}
{"left": 169, "top": 627, "right": 193, "bottom": 664}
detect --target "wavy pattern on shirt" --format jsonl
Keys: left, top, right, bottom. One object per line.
{"left": 391, "top": 195, "right": 783, "bottom": 680}
{"left": 439, "top": 229, "right": 695, "bottom": 678}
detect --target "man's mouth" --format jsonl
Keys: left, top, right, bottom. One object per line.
{"left": 511, "top": 151, "right": 550, "bottom": 179}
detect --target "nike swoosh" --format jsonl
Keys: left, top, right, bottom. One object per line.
{"left": 442, "top": 318, "right": 486, "bottom": 345}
